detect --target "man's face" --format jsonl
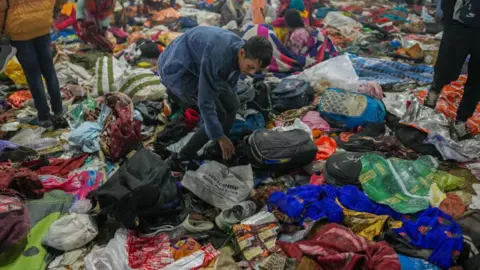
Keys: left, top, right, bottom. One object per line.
{"left": 238, "top": 49, "right": 262, "bottom": 75}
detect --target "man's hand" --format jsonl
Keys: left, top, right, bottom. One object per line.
{"left": 218, "top": 135, "right": 235, "bottom": 160}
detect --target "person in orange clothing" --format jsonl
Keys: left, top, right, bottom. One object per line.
{"left": 0, "top": 0, "right": 68, "bottom": 129}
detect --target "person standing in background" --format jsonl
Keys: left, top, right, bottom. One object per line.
{"left": 0, "top": 0, "right": 67, "bottom": 129}
{"left": 76, "top": 0, "right": 116, "bottom": 52}
{"left": 424, "top": 0, "right": 480, "bottom": 140}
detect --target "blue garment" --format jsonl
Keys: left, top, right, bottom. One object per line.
{"left": 336, "top": 185, "right": 404, "bottom": 220}
{"left": 398, "top": 254, "right": 440, "bottom": 270}
{"left": 394, "top": 208, "right": 463, "bottom": 269}
{"left": 158, "top": 26, "right": 244, "bottom": 140}
{"left": 268, "top": 185, "right": 343, "bottom": 225}
{"left": 68, "top": 122, "right": 102, "bottom": 153}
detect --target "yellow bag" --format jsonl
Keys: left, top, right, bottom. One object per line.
{"left": 5, "top": 58, "right": 27, "bottom": 86}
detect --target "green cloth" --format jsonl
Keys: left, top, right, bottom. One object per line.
{"left": 359, "top": 153, "right": 438, "bottom": 214}
{"left": 433, "top": 170, "right": 466, "bottom": 192}
{"left": 0, "top": 191, "right": 73, "bottom": 270}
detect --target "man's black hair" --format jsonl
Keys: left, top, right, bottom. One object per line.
{"left": 284, "top": 9, "right": 304, "bottom": 28}
{"left": 242, "top": 36, "right": 273, "bottom": 69}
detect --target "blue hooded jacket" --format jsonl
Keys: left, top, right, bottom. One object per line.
{"left": 158, "top": 26, "right": 245, "bottom": 141}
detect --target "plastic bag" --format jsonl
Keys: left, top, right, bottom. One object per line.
{"left": 84, "top": 229, "right": 131, "bottom": 270}
{"left": 323, "top": 11, "right": 362, "bottom": 29}
{"left": 273, "top": 118, "right": 312, "bottom": 139}
{"left": 42, "top": 213, "right": 98, "bottom": 251}
{"left": 92, "top": 56, "right": 129, "bottom": 97}
{"left": 110, "top": 69, "right": 167, "bottom": 102}
{"left": 9, "top": 128, "right": 46, "bottom": 146}
{"left": 429, "top": 183, "right": 446, "bottom": 207}
{"left": 182, "top": 161, "right": 254, "bottom": 210}
{"left": 5, "top": 58, "right": 27, "bottom": 86}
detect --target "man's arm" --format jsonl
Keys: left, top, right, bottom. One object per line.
{"left": 197, "top": 46, "right": 224, "bottom": 141}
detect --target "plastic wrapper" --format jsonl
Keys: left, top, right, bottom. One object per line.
{"left": 84, "top": 229, "right": 131, "bottom": 270}
{"left": 273, "top": 118, "right": 312, "bottom": 139}
{"left": 9, "top": 127, "right": 46, "bottom": 146}
{"left": 5, "top": 58, "right": 27, "bottom": 86}
{"left": 42, "top": 213, "right": 98, "bottom": 251}
{"left": 323, "top": 11, "right": 362, "bottom": 29}
{"left": 401, "top": 97, "right": 480, "bottom": 161}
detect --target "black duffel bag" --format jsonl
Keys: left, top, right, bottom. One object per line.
{"left": 88, "top": 148, "right": 187, "bottom": 233}
{"left": 244, "top": 129, "right": 317, "bottom": 171}
{"left": 271, "top": 79, "right": 314, "bottom": 113}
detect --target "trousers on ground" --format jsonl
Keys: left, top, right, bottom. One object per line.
{"left": 11, "top": 34, "right": 63, "bottom": 122}
{"left": 168, "top": 85, "right": 240, "bottom": 157}
{"left": 431, "top": 22, "right": 480, "bottom": 122}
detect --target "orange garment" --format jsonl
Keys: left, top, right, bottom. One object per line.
{"left": 171, "top": 238, "right": 201, "bottom": 261}
{"left": 314, "top": 136, "right": 337, "bottom": 160}
{"left": 6, "top": 90, "right": 32, "bottom": 109}
{"left": 252, "top": 0, "right": 266, "bottom": 24}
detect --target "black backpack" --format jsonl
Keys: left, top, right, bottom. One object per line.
{"left": 88, "top": 148, "right": 187, "bottom": 233}
{"left": 244, "top": 129, "right": 317, "bottom": 172}
{"left": 271, "top": 79, "right": 314, "bottom": 113}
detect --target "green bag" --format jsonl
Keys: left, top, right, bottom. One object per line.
{"left": 359, "top": 153, "right": 438, "bottom": 214}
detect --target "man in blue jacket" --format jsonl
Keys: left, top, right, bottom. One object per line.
{"left": 158, "top": 26, "right": 272, "bottom": 162}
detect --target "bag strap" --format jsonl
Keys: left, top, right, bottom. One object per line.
{"left": 2, "top": 0, "right": 9, "bottom": 35}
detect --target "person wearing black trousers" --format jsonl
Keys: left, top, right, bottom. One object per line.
{"left": 424, "top": 0, "right": 480, "bottom": 139}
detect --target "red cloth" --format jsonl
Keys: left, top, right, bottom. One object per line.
{"left": 34, "top": 154, "right": 88, "bottom": 178}
{"left": 86, "top": 0, "right": 116, "bottom": 21}
{"left": 184, "top": 108, "right": 200, "bottom": 130}
{"left": 277, "top": 223, "right": 401, "bottom": 270}
{"left": 127, "top": 231, "right": 173, "bottom": 270}
{"left": 78, "top": 21, "right": 114, "bottom": 53}
{"left": 0, "top": 168, "right": 44, "bottom": 199}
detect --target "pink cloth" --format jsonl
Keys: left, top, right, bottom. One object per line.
{"left": 302, "top": 111, "right": 330, "bottom": 132}
{"left": 41, "top": 170, "right": 102, "bottom": 201}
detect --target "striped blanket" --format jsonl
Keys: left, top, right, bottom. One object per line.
{"left": 242, "top": 24, "right": 338, "bottom": 77}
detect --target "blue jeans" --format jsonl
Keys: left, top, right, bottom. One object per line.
{"left": 11, "top": 34, "right": 62, "bottom": 121}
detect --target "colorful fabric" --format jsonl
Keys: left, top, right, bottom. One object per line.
{"left": 99, "top": 93, "right": 142, "bottom": 161}
{"left": 34, "top": 154, "right": 88, "bottom": 178}
{"left": 398, "top": 255, "right": 440, "bottom": 270}
{"left": 267, "top": 185, "right": 343, "bottom": 225}
{"left": 0, "top": 168, "right": 44, "bottom": 199}
{"left": 394, "top": 208, "right": 463, "bottom": 269}
{"left": 359, "top": 153, "right": 437, "bottom": 214}
{"left": 277, "top": 223, "right": 401, "bottom": 270}
{"left": 342, "top": 207, "right": 402, "bottom": 241}
{"left": 0, "top": 190, "right": 29, "bottom": 253}
{"left": 233, "top": 221, "right": 280, "bottom": 267}
{"left": 348, "top": 54, "right": 434, "bottom": 87}
{"left": 171, "top": 238, "right": 201, "bottom": 261}
{"left": 40, "top": 170, "right": 102, "bottom": 201}
{"left": 285, "top": 27, "right": 312, "bottom": 56}
{"left": 7, "top": 91, "right": 33, "bottom": 109}
{"left": 0, "top": 190, "right": 73, "bottom": 270}
{"left": 242, "top": 24, "right": 338, "bottom": 76}
{"left": 127, "top": 231, "right": 174, "bottom": 270}
{"left": 416, "top": 75, "right": 480, "bottom": 135}
{"left": 85, "top": 0, "right": 116, "bottom": 21}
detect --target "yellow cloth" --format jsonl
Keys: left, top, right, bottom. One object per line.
{"left": 5, "top": 58, "right": 27, "bottom": 85}
{"left": 0, "top": 0, "right": 57, "bottom": 41}
{"left": 60, "top": 2, "right": 76, "bottom": 16}
{"left": 429, "top": 183, "right": 447, "bottom": 207}
{"left": 340, "top": 201, "right": 402, "bottom": 240}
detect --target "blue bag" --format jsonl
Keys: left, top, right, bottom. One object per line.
{"left": 317, "top": 88, "right": 386, "bottom": 129}
{"left": 230, "top": 111, "right": 265, "bottom": 140}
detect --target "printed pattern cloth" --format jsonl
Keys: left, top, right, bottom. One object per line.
{"left": 127, "top": 232, "right": 174, "bottom": 270}
{"left": 349, "top": 53, "right": 434, "bottom": 87}
{"left": 277, "top": 223, "right": 401, "bottom": 270}
{"left": 243, "top": 24, "right": 338, "bottom": 77}
{"left": 416, "top": 75, "right": 480, "bottom": 135}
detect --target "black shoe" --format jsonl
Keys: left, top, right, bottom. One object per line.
{"left": 424, "top": 90, "right": 439, "bottom": 109}
{"left": 52, "top": 114, "right": 69, "bottom": 129}
{"left": 450, "top": 121, "right": 472, "bottom": 141}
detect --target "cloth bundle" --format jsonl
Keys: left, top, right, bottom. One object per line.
{"left": 99, "top": 92, "right": 142, "bottom": 161}
{"left": 242, "top": 24, "right": 338, "bottom": 77}
{"left": 0, "top": 167, "right": 44, "bottom": 199}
